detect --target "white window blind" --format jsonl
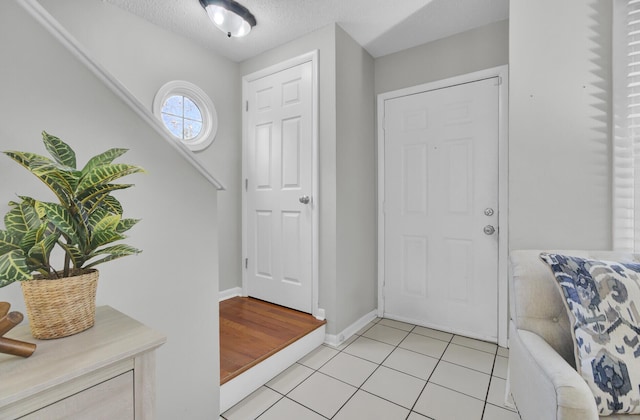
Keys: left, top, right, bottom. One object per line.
{"left": 613, "top": 0, "right": 640, "bottom": 251}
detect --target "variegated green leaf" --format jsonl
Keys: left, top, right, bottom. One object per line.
{"left": 116, "top": 218, "right": 140, "bottom": 234}
{"left": 39, "top": 202, "right": 80, "bottom": 245}
{"left": 4, "top": 201, "right": 42, "bottom": 238}
{"left": 33, "top": 200, "right": 47, "bottom": 219}
{"left": 27, "top": 230, "right": 60, "bottom": 269}
{"left": 42, "top": 131, "right": 76, "bottom": 169}
{"left": 20, "top": 221, "right": 57, "bottom": 252}
{"left": 30, "top": 161, "right": 80, "bottom": 196}
{"left": 0, "top": 250, "right": 32, "bottom": 286}
{"left": 76, "top": 163, "right": 144, "bottom": 196}
{"left": 3, "top": 151, "right": 53, "bottom": 170}
{"left": 76, "top": 203, "right": 91, "bottom": 252}
{"left": 87, "top": 206, "right": 109, "bottom": 228}
{"left": 16, "top": 195, "right": 45, "bottom": 220}
{"left": 90, "top": 229, "right": 125, "bottom": 249}
{"left": 4, "top": 151, "right": 74, "bottom": 205}
{"left": 0, "top": 230, "right": 21, "bottom": 255}
{"left": 101, "top": 195, "right": 123, "bottom": 215}
{"left": 84, "top": 244, "right": 141, "bottom": 269}
{"left": 81, "top": 148, "right": 129, "bottom": 174}
{"left": 78, "top": 183, "right": 132, "bottom": 203}
{"left": 92, "top": 213, "right": 121, "bottom": 233}
{"left": 59, "top": 242, "right": 85, "bottom": 268}
{"left": 19, "top": 228, "right": 39, "bottom": 254}
{"left": 17, "top": 196, "right": 36, "bottom": 206}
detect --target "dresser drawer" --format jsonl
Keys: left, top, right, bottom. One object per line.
{"left": 21, "top": 371, "right": 134, "bottom": 420}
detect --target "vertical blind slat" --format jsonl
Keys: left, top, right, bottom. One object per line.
{"left": 614, "top": 0, "right": 640, "bottom": 251}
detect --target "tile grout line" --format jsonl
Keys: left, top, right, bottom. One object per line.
{"left": 328, "top": 323, "right": 499, "bottom": 418}
{"left": 274, "top": 321, "right": 384, "bottom": 419}
{"left": 355, "top": 332, "right": 496, "bottom": 379}
{"left": 258, "top": 341, "right": 347, "bottom": 419}
{"left": 406, "top": 330, "right": 454, "bottom": 418}
{"left": 479, "top": 345, "right": 499, "bottom": 420}
{"left": 323, "top": 323, "right": 379, "bottom": 419}
{"left": 228, "top": 317, "right": 516, "bottom": 419}
{"left": 329, "top": 322, "right": 422, "bottom": 419}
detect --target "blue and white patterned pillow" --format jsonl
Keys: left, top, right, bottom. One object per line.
{"left": 540, "top": 253, "right": 640, "bottom": 415}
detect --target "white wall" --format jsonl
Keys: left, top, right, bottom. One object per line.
{"left": 38, "top": 0, "right": 243, "bottom": 292}
{"left": 509, "top": 0, "right": 612, "bottom": 250}
{"left": 0, "top": 1, "right": 219, "bottom": 418}
{"left": 335, "top": 26, "right": 376, "bottom": 333}
{"left": 375, "top": 19, "right": 509, "bottom": 95}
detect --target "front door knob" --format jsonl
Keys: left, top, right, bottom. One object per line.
{"left": 483, "top": 225, "right": 496, "bottom": 235}
{"left": 299, "top": 195, "right": 310, "bottom": 204}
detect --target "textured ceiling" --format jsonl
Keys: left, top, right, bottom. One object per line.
{"left": 103, "top": 0, "right": 509, "bottom": 62}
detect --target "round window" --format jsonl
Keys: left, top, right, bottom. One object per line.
{"left": 153, "top": 81, "right": 217, "bottom": 151}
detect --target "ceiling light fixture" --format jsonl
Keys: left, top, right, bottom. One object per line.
{"left": 199, "top": 0, "right": 256, "bottom": 38}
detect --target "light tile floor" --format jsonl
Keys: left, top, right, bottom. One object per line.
{"left": 221, "top": 317, "right": 521, "bottom": 420}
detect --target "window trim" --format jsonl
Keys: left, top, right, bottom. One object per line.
{"left": 153, "top": 80, "right": 218, "bottom": 151}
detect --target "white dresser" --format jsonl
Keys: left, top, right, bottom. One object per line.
{"left": 0, "top": 306, "right": 166, "bottom": 419}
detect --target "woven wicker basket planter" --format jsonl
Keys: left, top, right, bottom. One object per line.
{"left": 21, "top": 269, "right": 98, "bottom": 339}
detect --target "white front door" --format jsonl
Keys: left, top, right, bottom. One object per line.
{"left": 383, "top": 77, "right": 500, "bottom": 341}
{"left": 244, "top": 60, "right": 314, "bottom": 313}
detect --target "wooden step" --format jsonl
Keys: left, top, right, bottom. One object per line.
{"left": 219, "top": 297, "right": 326, "bottom": 413}
{"left": 220, "top": 297, "right": 326, "bottom": 385}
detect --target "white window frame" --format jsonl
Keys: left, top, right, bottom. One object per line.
{"left": 152, "top": 80, "right": 218, "bottom": 151}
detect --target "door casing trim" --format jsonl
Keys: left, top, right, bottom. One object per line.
{"left": 241, "top": 50, "right": 320, "bottom": 318}
{"left": 376, "top": 65, "right": 509, "bottom": 347}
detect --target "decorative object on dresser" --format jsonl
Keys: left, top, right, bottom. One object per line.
{"left": 0, "top": 306, "right": 166, "bottom": 419}
{"left": 0, "top": 301, "right": 36, "bottom": 358}
{"left": 0, "top": 131, "right": 144, "bottom": 339}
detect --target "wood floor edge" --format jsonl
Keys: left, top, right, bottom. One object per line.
{"left": 220, "top": 322, "right": 324, "bottom": 384}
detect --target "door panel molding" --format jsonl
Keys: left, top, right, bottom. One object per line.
{"left": 242, "top": 50, "right": 320, "bottom": 317}
{"left": 377, "top": 66, "right": 509, "bottom": 347}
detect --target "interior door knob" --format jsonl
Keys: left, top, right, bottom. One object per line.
{"left": 483, "top": 225, "right": 496, "bottom": 235}
{"left": 299, "top": 195, "right": 310, "bottom": 204}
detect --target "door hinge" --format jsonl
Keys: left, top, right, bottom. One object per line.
{"left": 245, "top": 101, "right": 248, "bottom": 112}
{"left": 245, "top": 258, "right": 248, "bottom": 269}
{"left": 245, "top": 178, "right": 248, "bottom": 191}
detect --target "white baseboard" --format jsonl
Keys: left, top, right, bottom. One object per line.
{"left": 220, "top": 325, "right": 325, "bottom": 413}
{"left": 324, "top": 309, "right": 377, "bottom": 347}
{"left": 219, "top": 287, "right": 243, "bottom": 302}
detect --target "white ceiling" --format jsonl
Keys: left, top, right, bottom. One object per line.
{"left": 104, "top": 0, "right": 509, "bottom": 62}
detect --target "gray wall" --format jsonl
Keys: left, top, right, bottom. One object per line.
{"left": 375, "top": 19, "right": 509, "bottom": 95}
{"left": 0, "top": 1, "right": 219, "bottom": 417}
{"left": 335, "top": 26, "right": 376, "bottom": 333}
{"left": 241, "top": 24, "right": 377, "bottom": 335}
{"left": 38, "top": 0, "right": 243, "bottom": 292}
{"left": 509, "top": 0, "right": 612, "bottom": 250}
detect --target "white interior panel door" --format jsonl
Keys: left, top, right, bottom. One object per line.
{"left": 245, "top": 61, "right": 313, "bottom": 313}
{"left": 383, "top": 78, "right": 499, "bottom": 341}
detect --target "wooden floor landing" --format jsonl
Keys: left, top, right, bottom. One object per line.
{"left": 220, "top": 297, "right": 326, "bottom": 385}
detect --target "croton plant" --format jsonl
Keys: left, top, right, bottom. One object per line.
{"left": 0, "top": 131, "right": 144, "bottom": 287}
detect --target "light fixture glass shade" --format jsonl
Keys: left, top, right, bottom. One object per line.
{"left": 205, "top": 5, "right": 251, "bottom": 37}
{"left": 200, "top": 0, "right": 256, "bottom": 38}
